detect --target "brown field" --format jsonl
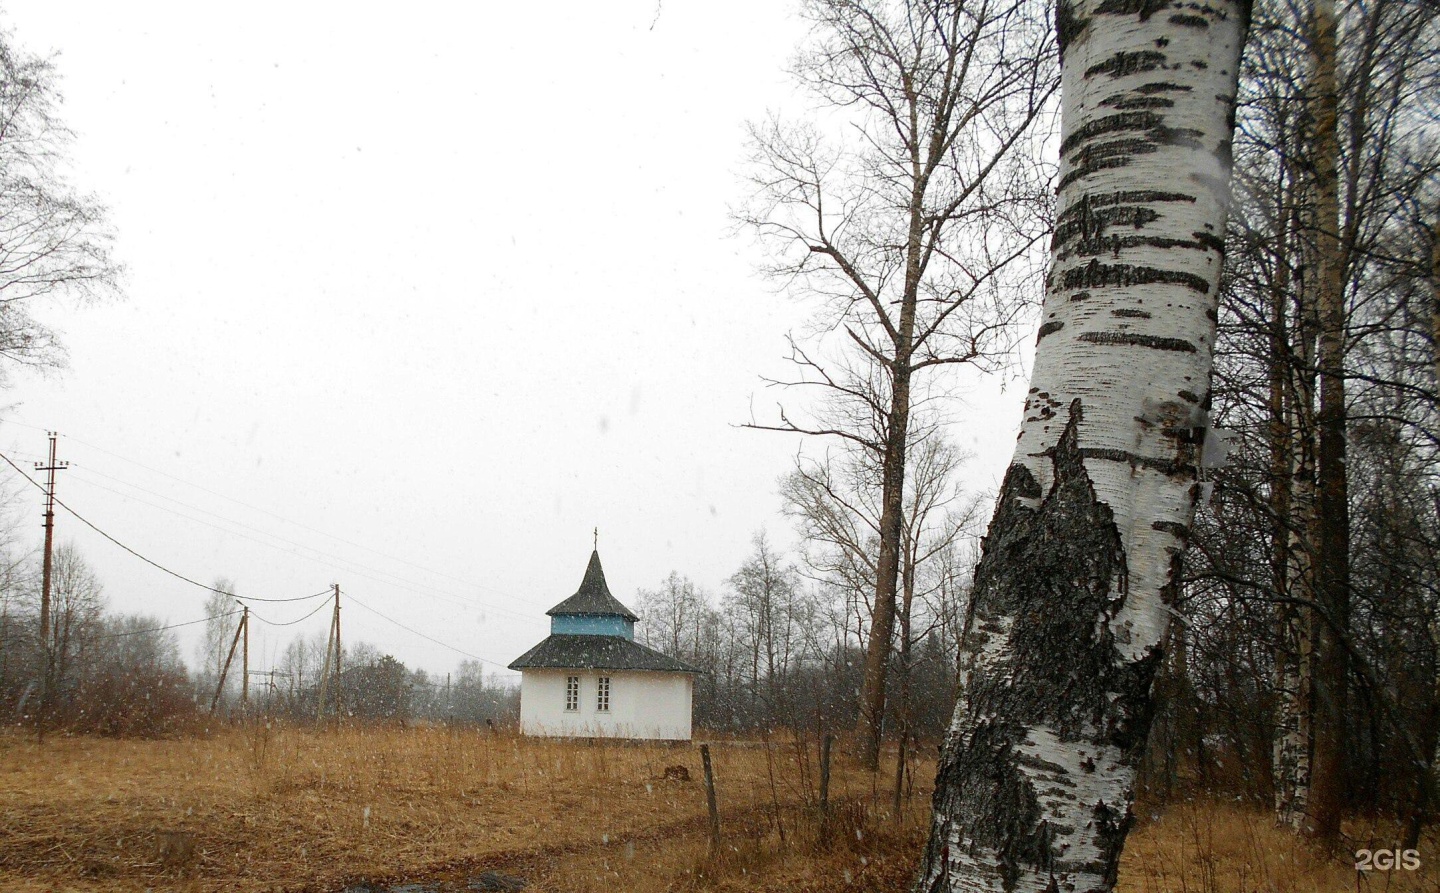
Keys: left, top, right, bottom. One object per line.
{"left": 0, "top": 725, "right": 1434, "bottom": 892}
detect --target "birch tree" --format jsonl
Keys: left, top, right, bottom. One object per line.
{"left": 741, "top": 0, "right": 1056, "bottom": 769}
{"left": 781, "top": 429, "right": 978, "bottom": 789}
{"left": 1201, "top": 0, "right": 1440, "bottom": 834}
{"left": 915, "top": 0, "right": 1250, "bottom": 888}
{"left": 635, "top": 572, "right": 708, "bottom": 660}
{"left": 41, "top": 542, "right": 102, "bottom": 698}
{"left": 196, "top": 582, "right": 238, "bottom": 708}
{"left": 0, "top": 26, "right": 120, "bottom": 380}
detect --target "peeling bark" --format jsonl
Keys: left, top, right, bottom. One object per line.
{"left": 920, "top": 407, "right": 1158, "bottom": 892}
{"left": 915, "top": 0, "right": 1249, "bottom": 887}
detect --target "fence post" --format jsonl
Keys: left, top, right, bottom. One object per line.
{"left": 701, "top": 743, "right": 721, "bottom": 855}
{"left": 819, "top": 733, "right": 833, "bottom": 814}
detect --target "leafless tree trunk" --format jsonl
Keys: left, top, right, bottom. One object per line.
{"left": 741, "top": 0, "right": 1056, "bottom": 770}
{"left": 1303, "top": 0, "right": 1352, "bottom": 843}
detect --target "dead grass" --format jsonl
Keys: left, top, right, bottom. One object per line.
{"left": 2, "top": 725, "right": 1435, "bottom": 892}
{"left": 1120, "top": 800, "right": 1440, "bottom": 893}
{"left": 0, "top": 722, "right": 922, "bottom": 892}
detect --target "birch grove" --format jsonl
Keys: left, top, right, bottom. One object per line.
{"left": 1191, "top": 0, "right": 1440, "bottom": 842}
{"left": 915, "top": 0, "right": 1250, "bottom": 888}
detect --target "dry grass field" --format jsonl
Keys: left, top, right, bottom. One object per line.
{"left": 1121, "top": 802, "right": 1440, "bottom": 893}
{"left": 0, "top": 723, "right": 924, "bottom": 892}
{"left": 0, "top": 725, "right": 1434, "bottom": 892}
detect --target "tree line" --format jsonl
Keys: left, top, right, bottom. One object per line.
{"left": 0, "top": 534, "right": 516, "bottom": 734}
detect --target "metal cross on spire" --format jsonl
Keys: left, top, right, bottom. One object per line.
{"left": 593, "top": 526, "right": 598, "bottom": 550}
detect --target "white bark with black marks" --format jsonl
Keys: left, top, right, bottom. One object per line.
{"left": 916, "top": 0, "right": 1249, "bottom": 890}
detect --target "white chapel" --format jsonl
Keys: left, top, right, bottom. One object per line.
{"left": 509, "top": 549, "right": 699, "bottom": 740}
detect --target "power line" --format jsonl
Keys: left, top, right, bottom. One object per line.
{"left": 14, "top": 423, "right": 539, "bottom": 610}
{"left": 1, "top": 443, "right": 525, "bottom": 677}
{"left": 90, "top": 609, "right": 244, "bottom": 640}
{"left": 0, "top": 450, "right": 322, "bottom": 606}
{"left": 55, "top": 463, "right": 539, "bottom": 623}
{"left": 64, "top": 469, "right": 461, "bottom": 600}
{"left": 247, "top": 598, "right": 333, "bottom": 628}
{"left": 345, "top": 592, "right": 518, "bottom": 675}
{"left": 235, "top": 588, "right": 334, "bottom": 604}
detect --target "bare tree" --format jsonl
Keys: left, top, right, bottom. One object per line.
{"left": 0, "top": 27, "right": 121, "bottom": 380}
{"left": 782, "top": 427, "right": 978, "bottom": 785}
{"left": 41, "top": 542, "right": 102, "bottom": 699}
{"left": 1193, "top": 0, "right": 1440, "bottom": 837}
{"left": 634, "top": 571, "right": 709, "bottom": 660}
{"left": 740, "top": 0, "right": 1056, "bottom": 767}
{"left": 914, "top": 0, "right": 1250, "bottom": 887}
{"left": 0, "top": 472, "right": 35, "bottom": 709}
{"left": 196, "top": 581, "right": 238, "bottom": 709}
{"left": 725, "top": 532, "right": 813, "bottom": 724}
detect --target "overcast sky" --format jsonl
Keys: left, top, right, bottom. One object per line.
{"left": 0, "top": 1, "right": 1030, "bottom": 681}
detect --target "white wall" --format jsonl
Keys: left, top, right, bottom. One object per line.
{"left": 519, "top": 669, "right": 693, "bottom": 740}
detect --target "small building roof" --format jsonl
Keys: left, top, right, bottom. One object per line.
{"left": 545, "top": 550, "right": 639, "bottom": 621}
{"left": 508, "top": 634, "right": 702, "bottom": 673}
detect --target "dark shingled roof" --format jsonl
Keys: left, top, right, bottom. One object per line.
{"left": 545, "top": 550, "right": 639, "bottom": 621}
{"left": 508, "top": 634, "right": 702, "bottom": 673}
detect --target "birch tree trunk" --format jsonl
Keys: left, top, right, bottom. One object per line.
{"left": 1276, "top": 243, "right": 1320, "bottom": 829}
{"left": 914, "top": 0, "right": 1250, "bottom": 888}
{"left": 1268, "top": 173, "right": 1312, "bottom": 829}
{"left": 1303, "top": 0, "right": 1351, "bottom": 842}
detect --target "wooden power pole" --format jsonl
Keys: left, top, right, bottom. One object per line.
{"left": 315, "top": 585, "right": 342, "bottom": 728}
{"left": 34, "top": 432, "right": 67, "bottom": 738}
{"left": 241, "top": 605, "right": 250, "bottom": 710}
{"left": 211, "top": 608, "right": 247, "bottom": 714}
{"left": 332, "top": 584, "right": 342, "bottom": 719}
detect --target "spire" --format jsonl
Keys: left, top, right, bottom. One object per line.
{"left": 545, "top": 549, "right": 639, "bottom": 621}
{"left": 576, "top": 549, "right": 609, "bottom": 599}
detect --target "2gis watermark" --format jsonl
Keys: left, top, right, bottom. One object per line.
{"left": 1354, "top": 848, "right": 1421, "bottom": 872}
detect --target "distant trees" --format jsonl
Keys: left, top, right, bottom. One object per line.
{"left": 0, "top": 481, "right": 33, "bottom": 709}
{"left": 0, "top": 24, "right": 121, "bottom": 381}
{"left": 195, "top": 581, "right": 239, "bottom": 709}
{"left": 635, "top": 571, "right": 709, "bottom": 662}
{"left": 66, "top": 613, "right": 190, "bottom": 736}
{"left": 725, "top": 532, "right": 812, "bottom": 718}
{"left": 782, "top": 428, "right": 978, "bottom": 792}
{"left": 1177, "top": 0, "right": 1440, "bottom": 846}
{"left": 258, "top": 635, "right": 517, "bottom": 726}
{"left": 0, "top": 540, "right": 195, "bottom": 736}
{"left": 43, "top": 543, "right": 103, "bottom": 697}
{"left": 443, "top": 660, "right": 516, "bottom": 725}
{"left": 633, "top": 530, "right": 967, "bottom": 745}
{"left": 344, "top": 654, "right": 409, "bottom": 719}
{"left": 0, "top": 537, "right": 505, "bottom": 734}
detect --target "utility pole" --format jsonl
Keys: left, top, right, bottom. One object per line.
{"left": 316, "top": 584, "right": 342, "bottom": 729}
{"left": 332, "top": 584, "right": 342, "bottom": 720}
{"left": 241, "top": 605, "right": 250, "bottom": 710}
{"left": 34, "top": 432, "right": 67, "bottom": 739}
{"left": 211, "top": 610, "right": 246, "bottom": 714}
